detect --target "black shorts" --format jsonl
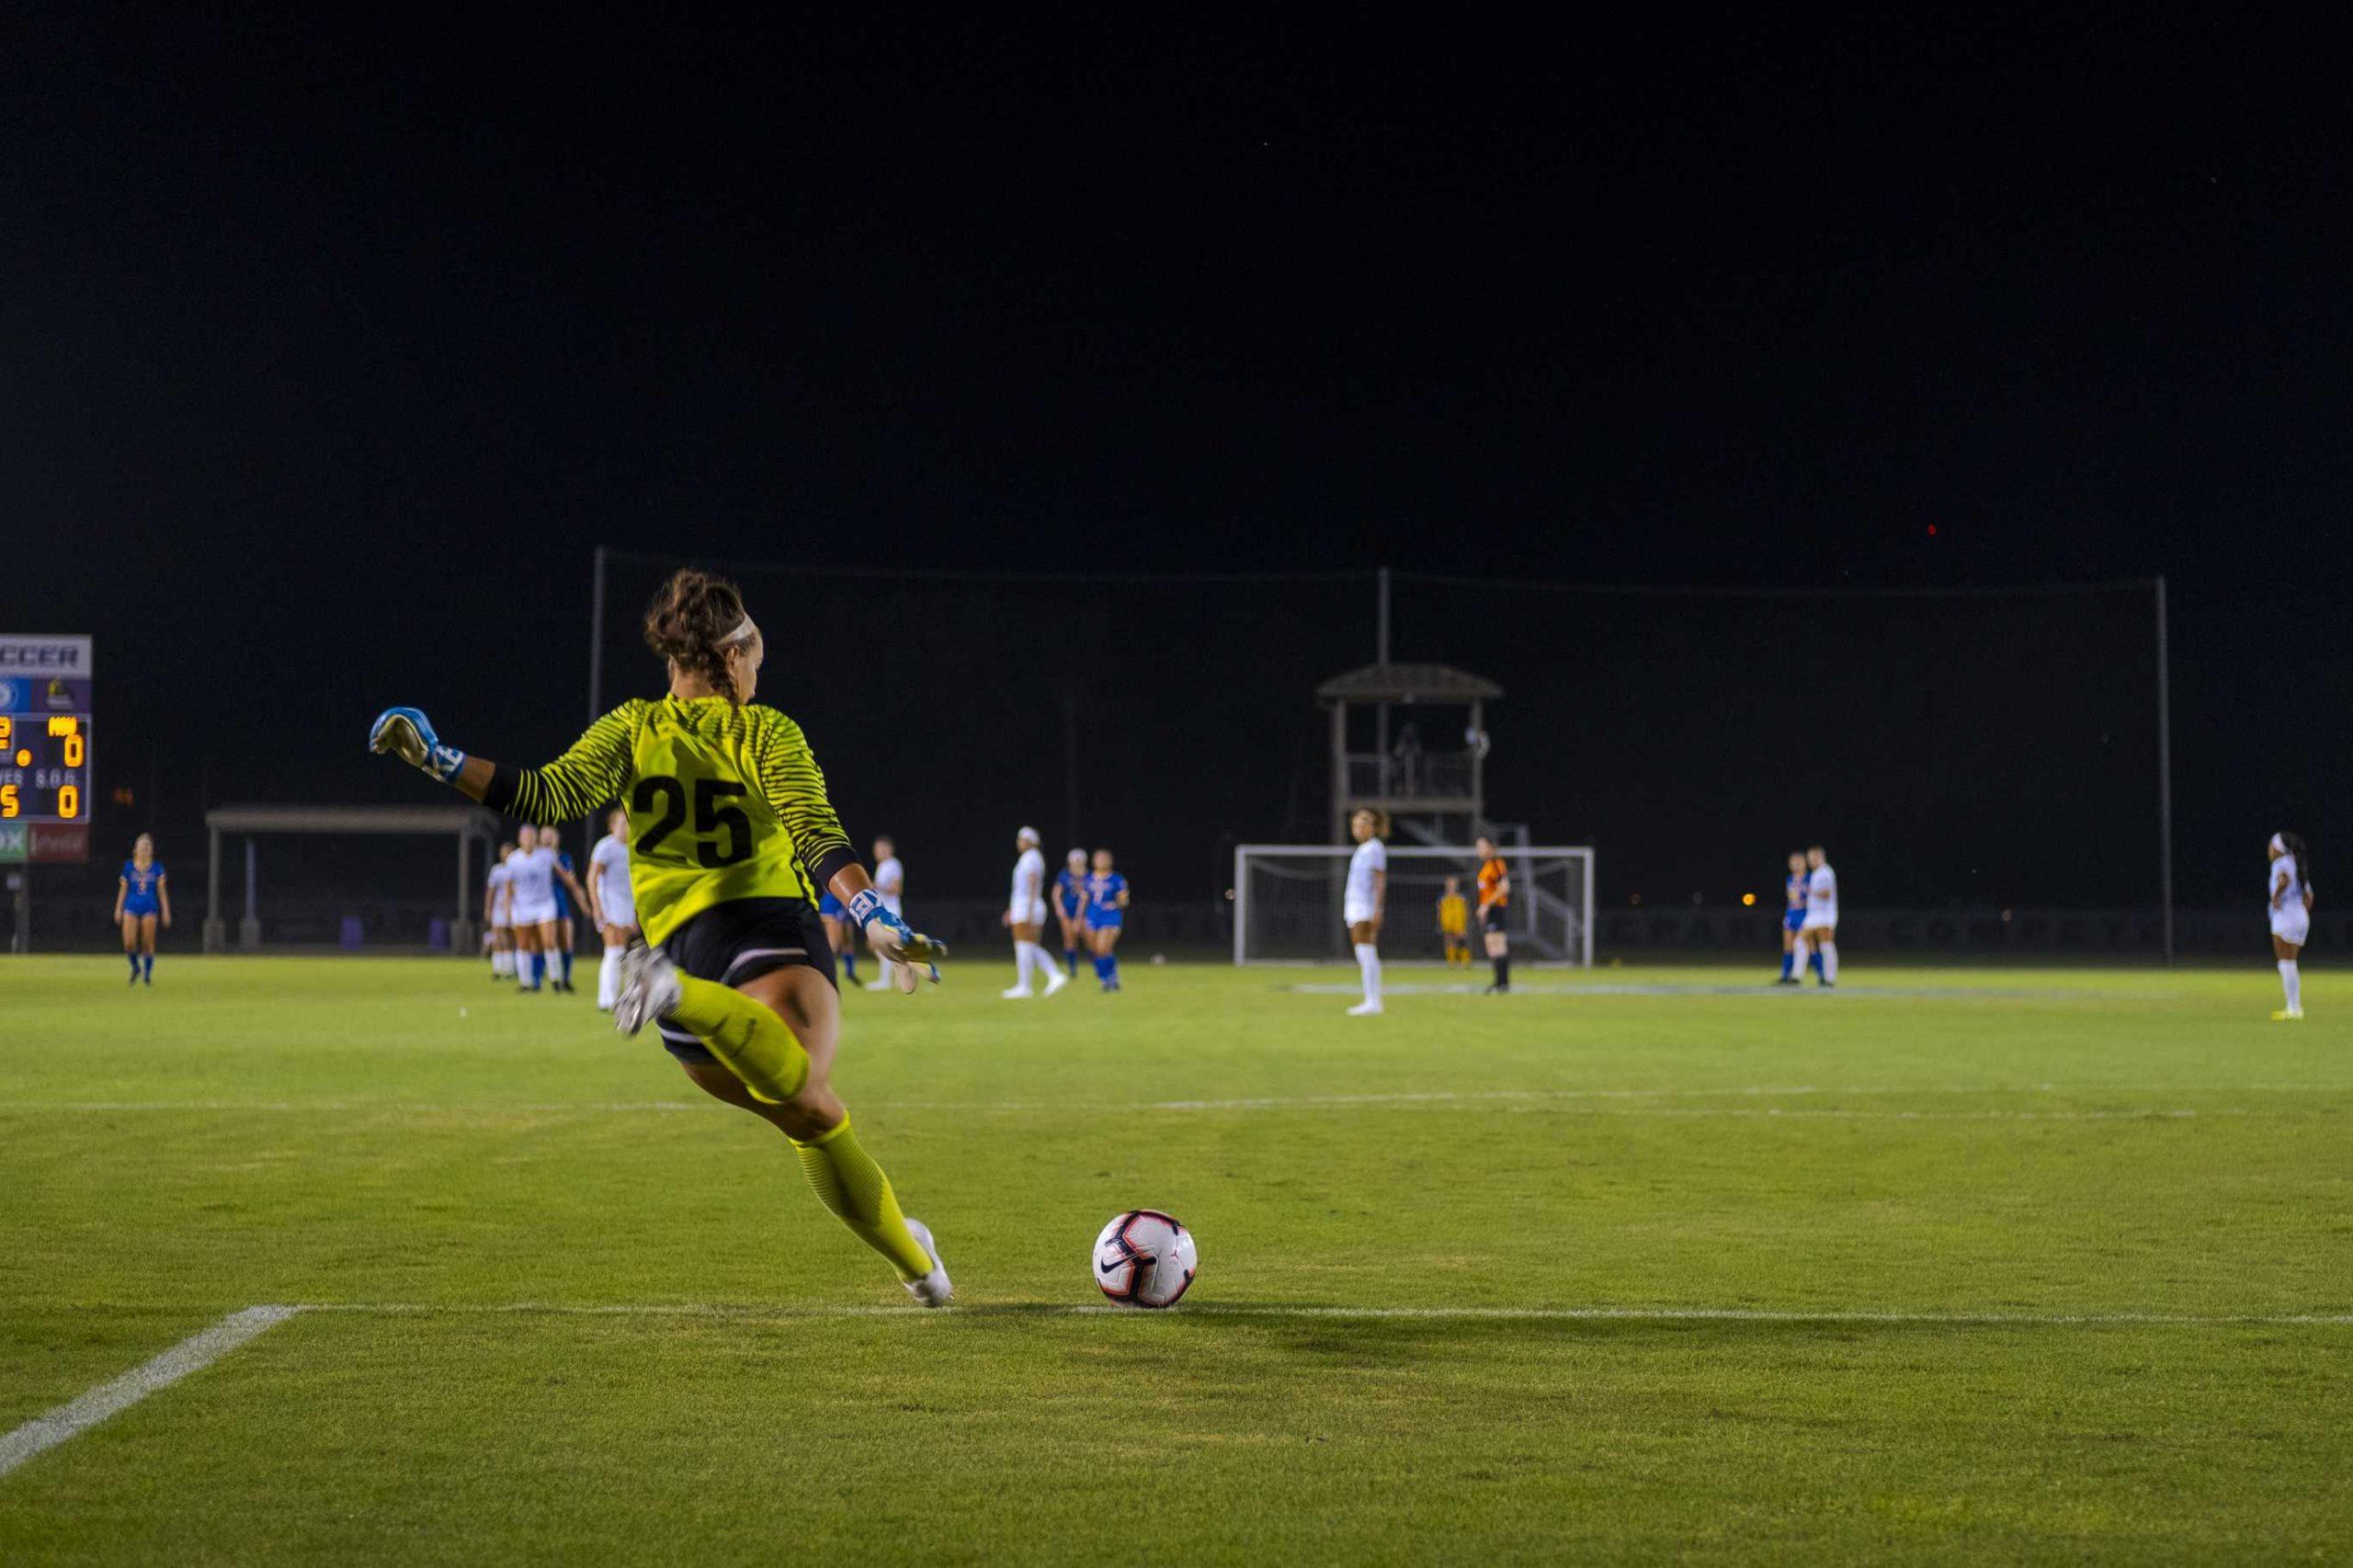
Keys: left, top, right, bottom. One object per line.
{"left": 655, "top": 897, "right": 834, "bottom": 1065}
{"left": 1483, "top": 905, "right": 1508, "bottom": 933}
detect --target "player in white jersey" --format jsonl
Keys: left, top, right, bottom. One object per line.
{"left": 1001, "top": 826, "right": 1068, "bottom": 999}
{"left": 864, "top": 835, "right": 907, "bottom": 991}
{"left": 506, "top": 835, "right": 588, "bottom": 994}
{"left": 2267, "top": 831, "right": 2314, "bottom": 1020}
{"left": 587, "top": 806, "right": 639, "bottom": 1012}
{"left": 484, "top": 841, "right": 517, "bottom": 978}
{"left": 1794, "top": 844, "right": 1838, "bottom": 987}
{"left": 1343, "top": 807, "right": 1389, "bottom": 1016}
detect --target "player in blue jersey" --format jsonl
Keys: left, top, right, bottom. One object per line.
{"left": 111, "top": 833, "right": 171, "bottom": 985}
{"left": 538, "top": 824, "right": 587, "bottom": 994}
{"left": 1053, "top": 847, "right": 1088, "bottom": 978}
{"left": 1080, "top": 847, "right": 1130, "bottom": 992}
{"left": 1776, "top": 849, "right": 1814, "bottom": 984}
{"left": 817, "top": 889, "right": 859, "bottom": 986}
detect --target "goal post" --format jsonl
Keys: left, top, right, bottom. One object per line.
{"left": 1233, "top": 844, "right": 1595, "bottom": 966}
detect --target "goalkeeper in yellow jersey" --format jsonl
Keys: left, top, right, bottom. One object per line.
{"left": 1437, "top": 877, "right": 1470, "bottom": 968}
{"left": 368, "top": 567, "right": 954, "bottom": 1306}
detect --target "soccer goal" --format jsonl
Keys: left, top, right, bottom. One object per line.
{"left": 1233, "top": 844, "right": 1595, "bottom": 966}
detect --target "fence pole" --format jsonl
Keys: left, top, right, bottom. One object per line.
{"left": 2155, "top": 574, "right": 2174, "bottom": 968}
{"left": 1063, "top": 686, "right": 1080, "bottom": 850}
{"left": 585, "top": 545, "right": 608, "bottom": 866}
{"left": 1374, "top": 566, "right": 1392, "bottom": 766}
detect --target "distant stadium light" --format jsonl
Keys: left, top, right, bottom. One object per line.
{"left": 1741, "top": 892, "right": 1756, "bottom": 905}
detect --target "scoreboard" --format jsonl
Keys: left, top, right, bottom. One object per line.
{"left": 0, "top": 634, "right": 93, "bottom": 864}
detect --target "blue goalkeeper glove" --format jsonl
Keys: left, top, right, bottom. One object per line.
{"left": 849, "top": 888, "right": 947, "bottom": 991}
{"left": 369, "top": 706, "right": 467, "bottom": 784}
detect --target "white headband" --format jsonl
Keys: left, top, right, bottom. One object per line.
{"left": 2270, "top": 833, "right": 2287, "bottom": 854}
{"left": 721, "top": 615, "right": 756, "bottom": 645}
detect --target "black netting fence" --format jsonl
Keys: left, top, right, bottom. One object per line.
{"left": 582, "top": 558, "right": 2162, "bottom": 919}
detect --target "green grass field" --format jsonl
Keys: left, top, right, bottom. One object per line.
{"left": 3, "top": 955, "right": 2348, "bottom": 1562}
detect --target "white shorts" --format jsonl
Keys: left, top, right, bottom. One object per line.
{"left": 1345, "top": 903, "right": 1379, "bottom": 927}
{"left": 1012, "top": 899, "right": 1046, "bottom": 927}
{"left": 2271, "top": 908, "right": 2310, "bottom": 947}
{"left": 509, "top": 900, "right": 558, "bottom": 928}
{"left": 1800, "top": 909, "right": 1837, "bottom": 932}
{"left": 490, "top": 917, "right": 512, "bottom": 932}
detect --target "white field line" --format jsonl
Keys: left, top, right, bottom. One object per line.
{"left": 0, "top": 1305, "right": 298, "bottom": 1479}
{"left": 1281, "top": 982, "right": 2189, "bottom": 1001}
{"left": 3, "top": 1084, "right": 2345, "bottom": 1119}
{"left": 290, "top": 1301, "right": 2353, "bottom": 1327}
{"left": 11, "top": 1293, "right": 2346, "bottom": 1476}
{"left": 5, "top": 1087, "right": 2334, "bottom": 1111}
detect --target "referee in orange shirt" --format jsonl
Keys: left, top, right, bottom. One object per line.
{"left": 1473, "top": 835, "right": 1511, "bottom": 994}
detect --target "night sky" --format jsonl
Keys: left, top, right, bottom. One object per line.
{"left": 7, "top": 14, "right": 2346, "bottom": 912}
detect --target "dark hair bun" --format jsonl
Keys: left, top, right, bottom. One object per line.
{"left": 643, "top": 567, "right": 750, "bottom": 701}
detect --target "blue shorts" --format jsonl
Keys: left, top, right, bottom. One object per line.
{"left": 1085, "top": 912, "right": 1124, "bottom": 932}
{"left": 553, "top": 889, "right": 573, "bottom": 920}
{"left": 121, "top": 899, "right": 160, "bottom": 919}
{"left": 1056, "top": 897, "right": 1082, "bottom": 921}
{"left": 817, "top": 892, "right": 846, "bottom": 920}
{"left": 1784, "top": 908, "right": 1806, "bottom": 933}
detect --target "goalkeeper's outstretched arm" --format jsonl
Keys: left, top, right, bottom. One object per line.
{"left": 368, "top": 705, "right": 632, "bottom": 822}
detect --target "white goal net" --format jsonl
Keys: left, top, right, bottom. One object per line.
{"left": 1233, "top": 844, "right": 1595, "bottom": 966}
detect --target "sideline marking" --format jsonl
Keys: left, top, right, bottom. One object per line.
{"left": 0, "top": 1305, "right": 298, "bottom": 1479}
{"left": 1282, "top": 982, "right": 2187, "bottom": 1001}
{"left": 11, "top": 1291, "right": 2344, "bottom": 1478}
{"left": 290, "top": 1301, "right": 2353, "bottom": 1327}
{"left": 5, "top": 1084, "right": 2345, "bottom": 1118}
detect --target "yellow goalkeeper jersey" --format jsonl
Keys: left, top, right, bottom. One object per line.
{"left": 495, "top": 696, "right": 855, "bottom": 946}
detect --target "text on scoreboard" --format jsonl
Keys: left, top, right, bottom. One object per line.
{"left": 0, "top": 635, "right": 95, "bottom": 825}
{"left": 0, "top": 714, "right": 91, "bottom": 821}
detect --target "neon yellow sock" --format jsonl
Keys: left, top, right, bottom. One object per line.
{"left": 791, "top": 1118, "right": 933, "bottom": 1281}
{"left": 665, "top": 973, "right": 811, "bottom": 1105}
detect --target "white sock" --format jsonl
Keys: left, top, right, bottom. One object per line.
{"left": 494, "top": 949, "right": 510, "bottom": 977}
{"left": 1354, "top": 942, "right": 1381, "bottom": 1003}
{"left": 1024, "top": 941, "right": 1049, "bottom": 985}
{"left": 1014, "top": 944, "right": 1034, "bottom": 988}
{"left": 2280, "top": 960, "right": 2302, "bottom": 1012}
{"left": 599, "top": 945, "right": 624, "bottom": 1007}
{"left": 1820, "top": 941, "right": 1838, "bottom": 983}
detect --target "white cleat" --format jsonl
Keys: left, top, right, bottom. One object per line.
{"left": 612, "top": 942, "right": 683, "bottom": 1037}
{"left": 901, "top": 1217, "right": 953, "bottom": 1308}
{"left": 1041, "top": 968, "right": 1069, "bottom": 997}
{"left": 1346, "top": 1000, "right": 1384, "bottom": 1017}
{"left": 1001, "top": 984, "right": 1036, "bottom": 999}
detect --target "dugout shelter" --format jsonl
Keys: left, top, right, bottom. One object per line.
{"left": 200, "top": 803, "right": 504, "bottom": 953}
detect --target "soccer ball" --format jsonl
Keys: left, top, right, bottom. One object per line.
{"left": 1091, "top": 1210, "right": 1198, "bottom": 1308}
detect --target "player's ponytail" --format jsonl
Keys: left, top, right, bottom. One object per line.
{"left": 2282, "top": 831, "right": 2313, "bottom": 896}
{"left": 642, "top": 567, "right": 751, "bottom": 703}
